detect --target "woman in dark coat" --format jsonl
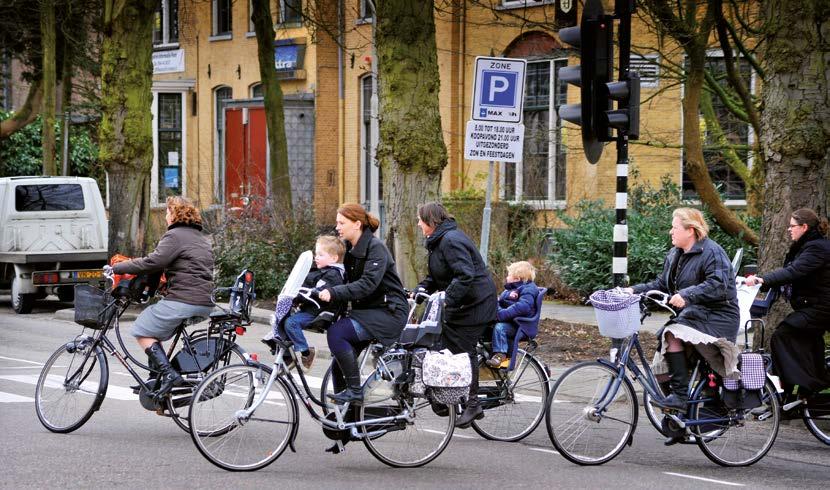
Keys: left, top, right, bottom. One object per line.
{"left": 318, "top": 203, "right": 408, "bottom": 406}
{"left": 626, "top": 207, "right": 740, "bottom": 418}
{"left": 415, "top": 202, "right": 498, "bottom": 428}
{"left": 745, "top": 208, "right": 830, "bottom": 395}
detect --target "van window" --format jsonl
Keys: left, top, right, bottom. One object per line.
{"left": 15, "top": 184, "right": 85, "bottom": 211}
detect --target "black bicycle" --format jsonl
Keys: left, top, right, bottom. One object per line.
{"left": 34, "top": 269, "right": 254, "bottom": 433}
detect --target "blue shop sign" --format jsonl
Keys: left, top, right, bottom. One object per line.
{"left": 274, "top": 40, "right": 300, "bottom": 71}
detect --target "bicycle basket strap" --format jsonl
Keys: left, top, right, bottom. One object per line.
{"left": 422, "top": 350, "right": 471, "bottom": 388}
{"left": 723, "top": 353, "right": 765, "bottom": 391}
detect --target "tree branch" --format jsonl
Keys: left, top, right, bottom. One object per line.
{"left": 0, "top": 80, "right": 43, "bottom": 139}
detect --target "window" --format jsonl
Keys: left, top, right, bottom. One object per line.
{"left": 14, "top": 185, "right": 85, "bottom": 211}
{"left": 630, "top": 54, "right": 659, "bottom": 88}
{"left": 361, "top": 75, "right": 382, "bottom": 220}
{"left": 682, "top": 56, "right": 752, "bottom": 201}
{"left": 250, "top": 83, "right": 263, "bottom": 98}
{"left": 279, "top": 0, "right": 301, "bottom": 24}
{"left": 153, "top": 0, "right": 179, "bottom": 48}
{"left": 157, "top": 93, "right": 184, "bottom": 201}
{"left": 215, "top": 87, "right": 233, "bottom": 203}
{"left": 213, "top": 0, "right": 232, "bottom": 36}
{"left": 503, "top": 59, "right": 567, "bottom": 204}
{"left": 359, "top": 0, "right": 374, "bottom": 20}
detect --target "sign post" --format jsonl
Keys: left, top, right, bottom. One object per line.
{"left": 464, "top": 56, "right": 526, "bottom": 266}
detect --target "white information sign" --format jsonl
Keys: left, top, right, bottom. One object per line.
{"left": 470, "top": 56, "right": 527, "bottom": 124}
{"left": 152, "top": 49, "right": 185, "bottom": 74}
{"left": 464, "top": 120, "right": 524, "bottom": 163}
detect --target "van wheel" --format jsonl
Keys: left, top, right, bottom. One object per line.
{"left": 57, "top": 286, "right": 75, "bottom": 302}
{"left": 11, "top": 277, "right": 35, "bottom": 314}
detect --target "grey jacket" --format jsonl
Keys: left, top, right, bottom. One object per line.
{"left": 112, "top": 223, "right": 215, "bottom": 307}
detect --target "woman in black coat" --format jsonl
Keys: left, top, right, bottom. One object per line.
{"left": 318, "top": 203, "right": 408, "bottom": 406}
{"left": 415, "top": 202, "right": 498, "bottom": 428}
{"left": 626, "top": 208, "right": 740, "bottom": 421}
{"left": 745, "top": 208, "right": 830, "bottom": 395}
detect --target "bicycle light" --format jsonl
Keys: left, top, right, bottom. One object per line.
{"left": 235, "top": 326, "right": 247, "bottom": 335}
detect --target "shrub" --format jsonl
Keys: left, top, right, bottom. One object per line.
{"left": 206, "top": 198, "right": 323, "bottom": 300}
{"left": 549, "top": 175, "right": 759, "bottom": 297}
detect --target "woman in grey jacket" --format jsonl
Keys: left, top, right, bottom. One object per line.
{"left": 111, "top": 196, "right": 215, "bottom": 400}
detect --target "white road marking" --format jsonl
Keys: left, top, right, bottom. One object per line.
{"left": 0, "top": 355, "right": 44, "bottom": 365}
{"left": 528, "top": 447, "right": 559, "bottom": 455}
{"left": 0, "top": 391, "right": 34, "bottom": 403}
{"left": 0, "top": 374, "right": 138, "bottom": 401}
{"left": 423, "top": 428, "right": 474, "bottom": 439}
{"left": 663, "top": 472, "right": 745, "bottom": 487}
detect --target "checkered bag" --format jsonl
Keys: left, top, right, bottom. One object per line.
{"left": 722, "top": 352, "right": 765, "bottom": 409}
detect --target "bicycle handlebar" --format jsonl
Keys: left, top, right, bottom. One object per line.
{"left": 642, "top": 289, "right": 677, "bottom": 316}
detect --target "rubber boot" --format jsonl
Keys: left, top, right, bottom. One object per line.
{"left": 145, "top": 342, "right": 183, "bottom": 401}
{"left": 455, "top": 354, "right": 484, "bottom": 428}
{"left": 328, "top": 350, "right": 363, "bottom": 405}
{"left": 656, "top": 351, "right": 689, "bottom": 445}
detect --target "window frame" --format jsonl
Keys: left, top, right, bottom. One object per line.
{"left": 278, "top": 0, "right": 302, "bottom": 25}
{"left": 211, "top": 0, "right": 233, "bottom": 40}
{"left": 153, "top": 0, "right": 180, "bottom": 50}
{"left": 151, "top": 91, "right": 187, "bottom": 207}
{"left": 213, "top": 86, "right": 233, "bottom": 204}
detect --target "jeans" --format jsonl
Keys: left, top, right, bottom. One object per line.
{"left": 280, "top": 311, "right": 316, "bottom": 352}
{"left": 491, "top": 321, "right": 517, "bottom": 354}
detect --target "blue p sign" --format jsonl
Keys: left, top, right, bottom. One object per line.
{"left": 480, "top": 71, "right": 517, "bottom": 107}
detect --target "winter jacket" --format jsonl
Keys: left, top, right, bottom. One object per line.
{"left": 326, "top": 228, "right": 408, "bottom": 346}
{"left": 417, "top": 218, "right": 498, "bottom": 329}
{"left": 631, "top": 237, "right": 739, "bottom": 341}
{"left": 762, "top": 229, "right": 830, "bottom": 325}
{"left": 298, "top": 264, "right": 345, "bottom": 316}
{"left": 112, "top": 222, "right": 215, "bottom": 307}
{"left": 497, "top": 280, "right": 539, "bottom": 323}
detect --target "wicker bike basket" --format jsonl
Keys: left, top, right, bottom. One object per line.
{"left": 588, "top": 289, "right": 642, "bottom": 338}
{"left": 74, "top": 284, "right": 116, "bottom": 330}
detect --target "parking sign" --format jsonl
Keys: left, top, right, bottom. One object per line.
{"left": 471, "top": 57, "right": 526, "bottom": 123}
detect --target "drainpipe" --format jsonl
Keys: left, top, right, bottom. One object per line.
{"left": 337, "top": 0, "right": 345, "bottom": 204}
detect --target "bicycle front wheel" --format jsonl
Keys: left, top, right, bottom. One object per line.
{"left": 360, "top": 372, "right": 455, "bottom": 468}
{"left": 693, "top": 378, "right": 780, "bottom": 466}
{"left": 803, "top": 393, "right": 830, "bottom": 445}
{"left": 35, "top": 341, "right": 109, "bottom": 433}
{"left": 545, "top": 361, "right": 637, "bottom": 465}
{"left": 189, "top": 363, "right": 298, "bottom": 471}
{"left": 472, "top": 351, "right": 549, "bottom": 441}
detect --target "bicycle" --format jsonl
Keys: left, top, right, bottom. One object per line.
{"left": 545, "top": 289, "right": 781, "bottom": 467}
{"left": 187, "top": 288, "right": 457, "bottom": 471}
{"left": 34, "top": 268, "right": 253, "bottom": 434}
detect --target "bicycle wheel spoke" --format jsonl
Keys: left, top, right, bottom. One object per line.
{"left": 36, "top": 344, "right": 107, "bottom": 433}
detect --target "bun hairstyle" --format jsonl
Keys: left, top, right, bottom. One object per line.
{"left": 337, "top": 202, "right": 380, "bottom": 233}
{"left": 792, "top": 208, "right": 830, "bottom": 237}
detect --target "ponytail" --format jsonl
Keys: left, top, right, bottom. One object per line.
{"left": 337, "top": 202, "right": 379, "bottom": 233}
{"left": 792, "top": 208, "right": 829, "bottom": 237}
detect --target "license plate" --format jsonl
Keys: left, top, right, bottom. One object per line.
{"left": 77, "top": 270, "right": 103, "bottom": 280}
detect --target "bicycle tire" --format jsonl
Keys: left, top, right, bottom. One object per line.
{"left": 35, "top": 341, "right": 109, "bottom": 433}
{"left": 320, "top": 350, "right": 376, "bottom": 415}
{"left": 803, "top": 393, "right": 830, "bottom": 446}
{"left": 472, "top": 350, "right": 550, "bottom": 442}
{"left": 189, "top": 363, "right": 298, "bottom": 471}
{"left": 167, "top": 340, "right": 247, "bottom": 433}
{"left": 693, "top": 378, "right": 780, "bottom": 466}
{"left": 360, "top": 368, "right": 455, "bottom": 468}
{"left": 545, "top": 361, "right": 638, "bottom": 465}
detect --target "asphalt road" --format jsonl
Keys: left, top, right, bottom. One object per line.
{"left": 0, "top": 297, "right": 827, "bottom": 489}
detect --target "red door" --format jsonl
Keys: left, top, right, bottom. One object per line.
{"left": 224, "top": 106, "right": 268, "bottom": 209}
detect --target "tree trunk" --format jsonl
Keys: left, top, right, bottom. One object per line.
{"left": 251, "top": 0, "right": 292, "bottom": 209}
{"left": 755, "top": 0, "right": 830, "bottom": 348}
{"left": 0, "top": 81, "right": 42, "bottom": 138}
{"left": 99, "top": 0, "right": 155, "bottom": 256}
{"left": 40, "top": 0, "right": 57, "bottom": 175}
{"left": 375, "top": 0, "right": 447, "bottom": 286}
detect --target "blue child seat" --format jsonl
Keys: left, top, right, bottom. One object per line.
{"left": 506, "top": 287, "right": 547, "bottom": 371}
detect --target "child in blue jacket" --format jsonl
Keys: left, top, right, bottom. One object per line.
{"left": 486, "top": 261, "right": 538, "bottom": 368}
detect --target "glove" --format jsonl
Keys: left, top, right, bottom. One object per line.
{"left": 103, "top": 265, "right": 113, "bottom": 275}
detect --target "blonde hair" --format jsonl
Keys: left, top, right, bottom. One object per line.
{"left": 672, "top": 207, "right": 709, "bottom": 240}
{"left": 166, "top": 196, "right": 202, "bottom": 226}
{"left": 507, "top": 261, "right": 536, "bottom": 282}
{"left": 316, "top": 235, "right": 345, "bottom": 262}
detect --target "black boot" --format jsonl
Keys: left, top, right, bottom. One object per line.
{"left": 654, "top": 351, "right": 689, "bottom": 412}
{"left": 456, "top": 354, "right": 484, "bottom": 428}
{"left": 145, "top": 342, "right": 183, "bottom": 401}
{"left": 328, "top": 350, "right": 363, "bottom": 405}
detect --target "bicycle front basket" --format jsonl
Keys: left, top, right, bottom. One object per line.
{"left": 74, "top": 284, "right": 115, "bottom": 330}
{"left": 588, "top": 289, "right": 641, "bottom": 338}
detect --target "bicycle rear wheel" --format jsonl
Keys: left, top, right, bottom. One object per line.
{"left": 545, "top": 361, "right": 637, "bottom": 465}
{"left": 189, "top": 363, "right": 297, "bottom": 471}
{"left": 360, "top": 370, "right": 455, "bottom": 468}
{"left": 472, "top": 351, "right": 549, "bottom": 441}
{"left": 35, "top": 340, "right": 108, "bottom": 433}
{"left": 803, "top": 392, "right": 830, "bottom": 446}
{"left": 693, "top": 378, "right": 780, "bottom": 466}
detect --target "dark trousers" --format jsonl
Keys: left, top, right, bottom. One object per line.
{"left": 771, "top": 314, "right": 830, "bottom": 393}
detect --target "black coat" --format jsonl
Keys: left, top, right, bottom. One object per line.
{"left": 417, "top": 219, "right": 498, "bottom": 329}
{"left": 327, "top": 228, "right": 408, "bottom": 346}
{"left": 632, "top": 237, "right": 740, "bottom": 341}
{"left": 762, "top": 229, "right": 830, "bottom": 326}
{"left": 299, "top": 265, "right": 344, "bottom": 316}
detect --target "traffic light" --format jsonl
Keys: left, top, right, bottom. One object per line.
{"left": 605, "top": 72, "right": 641, "bottom": 139}
{"left": 557, "top": 0, "right": 613, "bottom": 164}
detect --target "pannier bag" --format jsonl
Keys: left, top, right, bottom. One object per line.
{"left": 74, "top": 284, "right": 115, "bottom": 330}
{"left": 722, "top": 352, "right": 766, "bottom": 410}
{"left": 409, "top": 348, "right": 428, "bottom": 396}
{"left": 422, "top": 349, "right": 471, "bottom": 405}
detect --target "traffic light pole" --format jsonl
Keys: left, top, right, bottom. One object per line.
{"left": 612, "top": 2, "right": 633, "bottom": 288}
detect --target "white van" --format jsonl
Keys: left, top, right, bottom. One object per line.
{"left": 0, "top": 176, "right": 108, "bottom": 313}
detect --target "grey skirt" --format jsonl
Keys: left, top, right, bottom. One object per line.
{"left": 652, "top": 323, "right": 741, "bottom": 379}
{"left": 132, "top": 299, "right": 214, "bottom": 340}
